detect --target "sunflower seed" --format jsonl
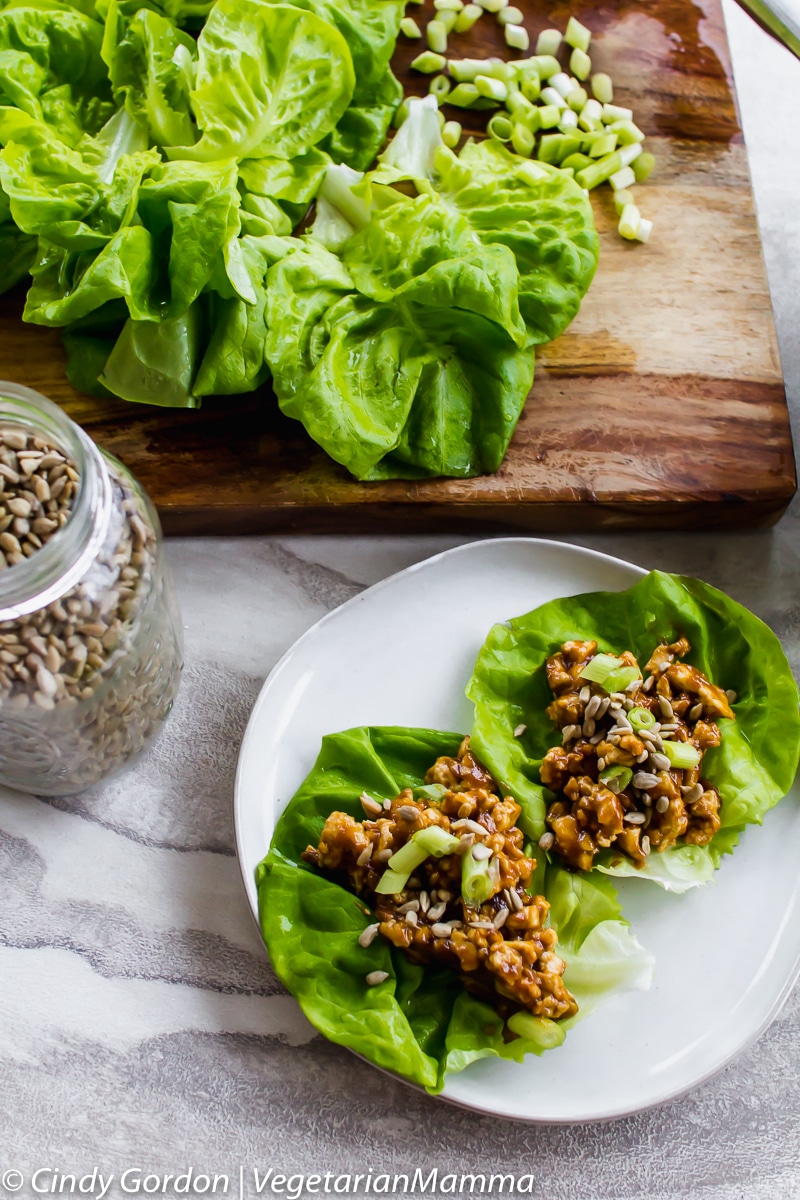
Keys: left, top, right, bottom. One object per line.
{"left": 683, "top": 783, "right": 704, "bottom": 803}
{"left": 643, "top": 675, "right": 655, "bottom": 692}
{"left": 641, "top": 835, "right": 651, "bottom": 855}
{"left": 360, "top": 792, "right": 383, "bottom": 816}
{"left": 358, "top": 923, "right": 380, "bottom": 948}
{"left": 538, "top": 831, "right": 555, "bottom": 850}
{"left": 366, "top": 970, "right": 389, "bottom": 985}
{"left": 431, "top": 924, "right": 451, "bottom": 938}
{"left": 649, "top": 753, "right": 671, "bottom": 771}
{"left": 585, "top": 694, "right": 601, "bottom": 720}
{"left": 726, "top": 690, "right": 737, "bottom": 703}
{"left": 397, "top": 804, "right": 419, "bottom": 822}
{"left": 579, "top": 685, "right": 591, "bottom": 704}
{"left": 427, "top": 903, "right": 447, "bottom": 921}
{"left": 356, "top": 844, "right": 373, "bottom": 867}
{"left": 624, "top": 811, "right": 647, "bottom": 825}
{"left": 472, "top": 843, "right": 492, "bottom": 861}
{"left": 513, "top": 723, "right": 527, "bottom": 737}
{"left": 689, "top": 703, "right": 703, "bottom": 721}
{"left": 655, "top": 796, "right": 670, "bottom": 813}
{"left": 658, "top": 696, "right": 674, "bottom": 719}
{"left": 493, "top": 907, "right": 509, "bottom": 929}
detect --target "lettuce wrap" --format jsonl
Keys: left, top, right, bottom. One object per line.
{"left": 468, "top": 571, "right": 800, "bottom": 892}
{"left": 256, "top": 726, "right": 653, "bottom": 1092}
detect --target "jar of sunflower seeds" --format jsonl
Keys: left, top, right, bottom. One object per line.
{"left": 0, "top": 382, "right": 183, "bottom": 794}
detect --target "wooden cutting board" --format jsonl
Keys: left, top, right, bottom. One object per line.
{"left": 0, "top": 0, "right": 793, "bottom": 534}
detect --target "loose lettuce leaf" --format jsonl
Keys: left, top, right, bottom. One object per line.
{"left": 467, "top": 570, "right": 800, "bottom": 892}
{"left": 172, "top": 0, "right": 355, "bottom": 163}
{"left": 256, "top": 726, "right": 653, "bottom": 1091}
{"left": 99, "top": 300, "right": 203, "bottom": 405}
{"left": 266, "top": 221, "right": 535, "bottom": 480}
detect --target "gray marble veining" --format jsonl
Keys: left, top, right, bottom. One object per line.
{"left": 4, "top": 3, "right": 800, "bottom": 1195}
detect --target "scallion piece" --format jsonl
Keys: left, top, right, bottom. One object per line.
{"left": 537, "top": 103, "right": 561, "bottom": 129}
{"left": 447, "top": 82, "right": 481, "bottom": 106}
{"left": 375, "top": 867, "right": 411, "bottom": 896}
{"left": 635, "top": 217, "right": 653, "bottom": 243}
{"left": 628, "top": 706, "right": 656, "bottom": 731}
{"left": 484, "top": 58, "right": 515, "bottom": 81}
{"left": 505, "top": 24, "right": 529, "bottom": 50}
{"left": 511, "top": 121, "right": 534, "bottom": 156}
{"left": 565, "top": 15, "right": 592, "bottom": 52}
{"left": 520, "top": 73, "right": 541, "bottom": 102}
{"left": 429, "top": 73, "right": 451, "bottom": 100}
{"left": 506, "top": 89, "right": 536, "bottom": 118}
{"left": 618, "top": 202, "right": 641, "bottom": 239}
{"left": 441, "top": 119, "right": 461, "bottom": 148}
{"left": 476, "top": 0, "right": 507, "bottom": 11}
{"left": 375, "top": 825, "right": 461, "bottom": 894}
{"left": 591, "top": 72, "right": 613, "bottom": 103}
{"left": 434, "top": 0, "right": 464, "bottom": 9}
{"left": 661, "top": 740, "right": 700, "bottom": 769}
{"left": 537, "top": 133, "right": 581, "bottom": 164}
{"left": 498, "top": 4, "right": 523, "bottom": 21}
{"left": 426, "top": 18, "right": 448, "bottom": 52}
{"left": 488, "top": 113, "right": 513, "bottom": 141}
{"left": 599, "top": 765, "right": 633, "bottom": 792}
{"left": 562, "top": 151, "right": 593, "bottom": 171}
{"left": 438, "top": 9, "right": 458, "bottom": 32}
{"left": 507, "top": 1011, "right": 555, "bottom": 1040}
{"left": 549, "top": 71, "right": 574, "bottom": 98}
{"left": 603, "top": 665, "right": 641, "bottom": 693}
{"left": 535, "top": 28, "right": 562, "bottom": 56}
{"left": 529, "top": 53, "right": 560, "bottom": 78}
{"left": 412, "top": 783, "right": 448, "bottom": 801}
{"left": 579, "top": 653, "right": 624, "bottom": 684}
{"left": 609, "top": 119, "right": 645, "bottom": 145}
{"left": 400, "top": 16, "right": 422, "bottom": 36}
{"left": 449, "top": 57, "right": 486, "bottom": 82}
{"left": 613, "top": 187, "right": 635, "bottom": 214}
{"left": 609, "top": 164, "right": 636, "bottom": 191}
{"left": 567, "top": 86, "right": 588, "bottom": 112}
{"left": 462, "top": 847, "right": 501, "bottom": 907}
{"left": 618, "top": 142, "right": 643, "bottom": 167}
{"left": 559, "top": 109, "right": 579, "bottom": 131}
{"left": 415, "top": 826, "right": 461, "bottom": 857}
{"left": 603, "top": 102, "right": 633, "bottom": 122}
{"left": 577, "top": 150, "right": 622, "bottom": 189}
{"left": 454, "top": 2, "right": 482, "bottom": 30}
{"left": 475, "top": 73, "right": 508, "bottom": 101}
{"left": 588, "top": 131, "right": 617, "bottom": 157}
{"left": 411, "top": 50, "right": 447, "bottom": 72}
{"left": 633, "top": 151, "right": 656, "bottom": 182}
{"left": 541, "top": 86, "right": 568, "bottom": 109}
{"left": 570, "top": 47, "right": 591, "bottom": 81}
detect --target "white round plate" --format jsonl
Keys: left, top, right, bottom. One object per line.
{"left": 235, "top": 537, "right": 800, "bottom": 1123}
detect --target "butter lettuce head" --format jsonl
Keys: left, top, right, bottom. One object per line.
{"left": 467, "top": 570, "right": 800, "bottom": 892}
{"left": 256, "top": 726, "right": 653, "bottom": 1092}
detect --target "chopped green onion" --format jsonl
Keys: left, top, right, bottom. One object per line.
{"left": 475, "top": 74, "right": 508, "bottom": 101}
{"left": 429, "top": 73, "right": 451, "bottom": 99}
{"left": 506, "top": 90, "right": 536, "bottom": 119}
{"left": 392, "top": 99, "right": 410, "bottom": 128}
{"left": 517, "top": 160, "right": 550, "bottom": 183}
{"left": 610, "top": 165, "right": 636, "bottom": 191}
{"left": 476, "top": 0, "right": 507, "bottom": 10}
{"left": 561, "top": 151, "right": 593, "bottom": 171}
{"left": 448, "top": 82, "right": 481, "bottom": 106}
{"left": 507, "top": 1011, "right": 558, "bottom": 1041}
{"left": 565, "top": 15, "right": 592, "bottom": 52}
{"left": 609, "top": 119, "right": 645, "bottom": 145}
{"left": 661, "top": 740, "right": 700, "bottom": 769}
{"left": 613, "top": 187, "right": 635, "bottom": 214}
{"left": 535, "top": 28, "right": 562, "bottom": 56}
{"left": 462, "top": 847, "right": 501, "bottom": 907}
{"left": 618, "top": 202, "right": 641, "bottom": 239}
{"left": 454, "top": 2, "right": 482, "bottom": 30}
{"left": 635, "top": 217, "right": 653, "bottom": 243}
{"left": 426, "top": 19, "right": 448, "bottom": 51}
{"left": 520, "top": 73, "right": 541, "bottom": 102}
{"left": 570, "top": 47, "right": 592, "bottom": 81}
{"left": 529, "top": 53, "right": 560, "bottom": 78}
{"left": 567, "top": 86, "right": 588, "bottom": 112}
{"left": 580, "top": 97, "right": 603, "bottom": 123}
{"left": 618, "top": 142, "right": 642, "bottom": 167}
{"left": 537, "top": 133, "right": 581, "bottom": 164}
{"left": 577, "top": 150, "right": 622, "bottom": 189}
{"left": 540, "top": 86, "right": 568, "bottom": 109}
{"left": 537, "top": 103, "right": 561, "bottom": 129}
{"left": 559, "top": 109, "right": 579, "bottom": 131}
{"left": 438, "top": 8, "right": 458, "bottom": 31}
{"left": 588, "top": 131, "right": 617, "bottom": 157}
{"left": 488, "top": 113, "right": 513, "bottom": 141}
{"left": 591, "top": 72, "right": 613, "bottom": 104}
{"left": 633, "top": 151, "right": 656, "bottom": 182}
{"left": 375, "top": 867, "right": 410, "bottom": 895}
{"left": 434, "top": 0, "right": 463, "bottom": 9}
{"left": 599, "top": 765, "right": 633, "bottom": 792}
{"left": 603, "top": 665, "right": 641, "bottom": 693}
{"left": 412, "top": 784, "right": 448, "bottom": 801}
{"left": 628, "top": 706, "right": 656, "bottom": 731}
{"left": 579, "top": 653, "right": 624, "bottom": 683}
{"left": 498, "top": 4, "right": 523, "bottom": 21}
{"left": 414, "top": 826, "right": 462, "bottom": 857}
{"left": 400, "top": 16, "right": 422, "bottom": 36}
{"left": 511, "top": 121, "right": 534, "bottom": 156}
{"left": 603, "top": 102, "right": 633, "bottom": 122}
{"left": 505, "top": 24, "right": 529, "bottom": 50}
{"left": 483, "top": 58, "right": 515, "bottom": 81}
{"left": 411, "top": 50, "right": 447, "bottom": 73}
{"left": 549, "top": 71, "right": 574, "bottom": 98}
{"left": 449, "top": 58, "right": 487, "bottom": 82}
{"left": 442, "top": 120, "right": 462, "bottom": 148}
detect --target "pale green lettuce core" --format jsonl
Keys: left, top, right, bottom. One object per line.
{"left": 467, "top": 570, "right": 800, "bottom": 893}
{"left": 256, "top": 726, "right": 654, "bottom": 1092}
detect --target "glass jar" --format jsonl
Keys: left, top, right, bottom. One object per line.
{"left": 0, "top": 382, "right": 183, "bottom": 794}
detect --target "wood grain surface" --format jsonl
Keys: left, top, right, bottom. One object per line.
{"left": 0, "top": 0, "right": 793, "bottom": 534}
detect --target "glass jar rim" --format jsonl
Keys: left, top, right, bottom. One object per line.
{"left": 0, "top": 382, "right": 112, "bottom": 621}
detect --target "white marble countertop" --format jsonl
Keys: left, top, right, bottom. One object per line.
{"left": 4, "top": 5, "right": 800, "bottom": 1197}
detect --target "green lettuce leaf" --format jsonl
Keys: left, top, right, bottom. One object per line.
{"left": 320, "top": 66, "right": 402, "bottom": 171}
{"left": 0, "top": 219, "right": 36, "bottom": 293}
{"left": 467, "top": 570, "right": 800, "bottom": 892}
{"left": 256, "top": 726, "right": 653, "bottom": 1091}
{"left": 171, "top": 0, "right": 355, "bottom": 163}
{"left": 62, "top": 299, "right": 127, "bottom": 397}
{"left": 98, "top": 299, "right": 203, "bottom": 405}
{"left": 265, "top": 219, "right": 535, "bottom": 480}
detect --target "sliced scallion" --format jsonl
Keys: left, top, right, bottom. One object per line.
{"left": 454, "top": 2, "right": 482, "bottom": 31}
{"left": 635, "top": 217, "right": 653, "bottom": 243}
{"left": 410, "top": 49, "right": 447, "bottom": 73}
{"left": 449, "top": 58, "right": 487, "bottom": 82}
{"left": 540, "top": 86, "right": 568, "bottom": 109}
{"left": 549, "top": 71, "right": 574, "bottom": 98}
{"left": 576, "top": 151, "right": 622, "bottom": 189}
{"left": 537, "top": 133, "right": 581, "bottom": 164}
{"left": 618, "top": 142, "right": 643, "bottom": 167}
{"left": 520, "top": 73, "right": 541, "bottom": 102}
{"left": 591, "top": 72, "right": 613, "bottom": 103}
{"left": 488, "top": 113, "right": 513, "bottom": 141}
{"left": 578, "top": 653, "right": 623, "bottom": 683}
{"left": 429, "top": 73, "right": 451, "bottom": 99}
{"left": 476, "top": 0, "right": 507, "bottom": 11}
{"left": 633, "top": 151, "right": 656, "bottom": 182}
{"left": 661, "top": 740, "right": 700, "bottom": 769}
{"left": 603, "top": 665, "right": 641, "bottom": 693}
{"left": 608, "top": 118, "right": 645, "bottom": 145}
{"left": 507, "top": 1011, "right": 553, "bottom": 1040}
{"left": 628, "top": 706, "right": 656, "bottom": 731}
{"left": 375, "top": 867, "right": 409, "bottom": 896}
{"left": 565, "top": 15, "right": 592, "bottom": 52}
{"left": 400, "top": 16, "right": 422, "bottom": 37}
{"left": 505, "top": 24, "right": 529, "bottom": 50}
{"left": 511, "top": 121, "right": 534, "bottom": 156}
{"left": 561, "top": 151, "right": 593, "bottom": 171}
{"left": 599, "top": 765, "right": 633, "bottom": 792}
{"left": 506, "top": 89, "right": 536, "bottom": 119}
{"left": 462, "top": 847, "right": 501, "bottom": 907}
{"left": 537, "top": 103, "right": 561, "bottom": 129}
{"left": 529, "top": 54, "right": 560, "bottom": 78}
{"left": 447, "top": 82, "right": 481, "bottom": 106}
{"left": 609, "top": 164, "right": 636, "bottom": 191}
{"left": 559, "top": 109, "right": 579, "bottom": 131}
{"left": 475, "top": 73, "right": 508, "bottom": 101}
{"left": 618, "top": 201, "right": 641, "bottom": 239}
{"left": 535, "top": 28, "right": 562, "bottom": 56}
{"left": 588, "top": 131, "right": 617, "bottom": 157}
{"left": 603, "top": 102, "right": 633, "bottom": 122}
{"left": 442, "top": 120, "right": 462, "bottom": 148}
{"left": 567, "top": 86, "right": 588, "bottom": 112}
{"left": 438, "top": 8, "right": 458, "bottom": 32}
{"left": 613, "top": 186, "right": 635, "bottom": 214}
{"left": 498, "top": 4, "right": 523, "bottom": 22}
{"left": 375, "top": 825, "right": 461, "bottom": 894}
{"left": 434, "top": 0, "right": 464, "bottom": 9}
{"left": 570, "top": 47, "right": 591, "bottom": 81}
{"left": 426, "top": 19, "right": 448, "bottom": 52}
